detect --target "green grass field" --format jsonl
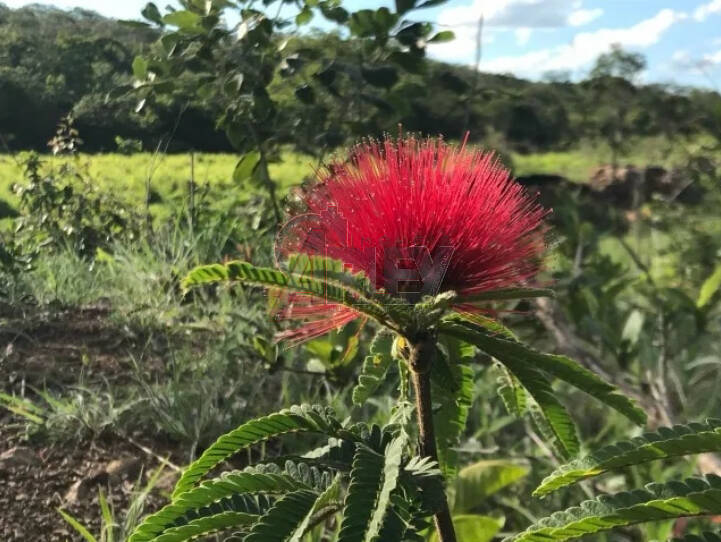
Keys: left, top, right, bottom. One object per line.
{"left": 0, "top": 152, "right": 316, "bottom": 214}
{"left": 510, "top": 135, "right": 715, "bottom": 182}
{"left": 0, "top": 136, "right": 712, "bottom": 217}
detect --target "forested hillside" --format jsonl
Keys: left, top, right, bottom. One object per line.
{"left": 2, "top": 2, "right": 721, "bottom": 154}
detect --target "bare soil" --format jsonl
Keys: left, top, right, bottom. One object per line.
{"left": 0, "top": 303, "right": 181, "bottom": 541}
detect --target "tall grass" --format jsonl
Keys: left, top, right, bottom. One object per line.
{"left": 0, "top": 151, "right": 315, "bottom": 213}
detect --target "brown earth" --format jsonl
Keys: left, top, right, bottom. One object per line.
{"left": 0, "top": 303, "right": 182, "bottom": 541}
{"left": 0, "top": 434, "right": 177, "bottom": 542}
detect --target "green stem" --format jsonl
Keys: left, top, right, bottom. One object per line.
{"left": 409, "top": 336, "right": 457, "bottom": 542}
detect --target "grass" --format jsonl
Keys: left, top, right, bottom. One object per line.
{"left": 1, "top": 135, "right": 715, "bottom": 218}
{"left": 1, "top": 136, "right": 720, "bottom": 542}
{"left": 0, "top": 151, "right": 315, "bottom": 216}
{"left": 511, "top": 135, "right": 718, "bottom": 182}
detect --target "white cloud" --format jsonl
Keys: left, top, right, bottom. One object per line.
{"left": 515, "top": 27, "right": 532, "bottom": 46}
{"left": 429, "top": 0, "right": 593, "bottom": 61}
{"left": 669, "top": 48, "right": 721, "bottom": 72}
{"left": 487, "top": 0, "right": 578, "bottom": 27}
{"left": 567, "top": 8, "right": 603, "bottom": 27}
{"left": 670, "top": 49, "right": 698, "bottom": 70}
{"left": 434, "top": 0, "right": 595, "bottom": 31}
{"left": 704, "top": 50, "right": 721, "bottom": 64}
{"left": 694, "top": 0, "right": 721, "bottom": 21}
{"left": 481, "top": 9, "right": 686, "bottom": 78}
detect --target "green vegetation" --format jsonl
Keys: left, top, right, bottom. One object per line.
{"left": 1, "top": 0, "right": 721, "bottom": 540}
{"left": 0, "top": 152, "right": 313, "bottom": 210}
{"left": 2, "top": 4, "right": 721, "bottom": 156}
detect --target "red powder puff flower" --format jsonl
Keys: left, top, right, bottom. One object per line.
{"left": 273, "top": 135, "right": 549, "bottom": 344}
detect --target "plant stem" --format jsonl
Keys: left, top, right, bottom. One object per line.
{"left": 409, "top": 336, "right": 457, "bottom": 542}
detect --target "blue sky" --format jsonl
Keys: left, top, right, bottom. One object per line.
{"left": 5, "top": 0, "right": 721, "bottom": 87}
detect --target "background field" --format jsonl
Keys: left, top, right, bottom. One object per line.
{"left": 1, "top": 135, "right": 711, "bottom": 209}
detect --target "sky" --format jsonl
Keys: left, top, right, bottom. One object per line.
{"left": 5, "top": 0, "right": 721, "bottom": 88}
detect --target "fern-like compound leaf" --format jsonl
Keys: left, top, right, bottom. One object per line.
{"left": 182, "top": 260, "right": 393, "bottom": 326}
{"left": 130, "top": 469, "right": 311, "bottom": 542}
{"left": 439, "top": 320, "right": 646, "bottom": 426}
{"left": 352, "top": 330, "right": 395, "bottom": 405}
{"left": 495, "top": 363, "right": 527, "bottom": 418}
{"left": 337, "top": 436, "right": 405, "bottom": 542}
{"left": 534, "top": 419, "right": 721, "bottom": 497}
{"left": 152, "top": 511, "right": 256, "bottom": 542}
{"left": 288, "top": 475, "right": 343, "bottom": 542}
{"left": 172, "top": 405, "right": 345, "bottom": 498}
{"left": 505, "top": 360, "right": 580, "bottom": 459}
{"left": 432, "top": 336, "right": 475, "bottom": 476}
{"left": 244, "top": 490, "right": 320, "bottom": 542}
{"left": 505, "top": 475, "right": 721, "bottom": 542}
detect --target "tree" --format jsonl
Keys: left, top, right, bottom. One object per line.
{"left": 131, "top": 0, "right": 455, "bottom": 223}
{"left": 584, "top": 45, "right": 647, "bottom": 171}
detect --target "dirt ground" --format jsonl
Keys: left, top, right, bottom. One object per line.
{"left": 0, "top": 303, "right": 180, "bottom": 541}
{"left": 0, "top": 433, "right": 175, "bottom": 541}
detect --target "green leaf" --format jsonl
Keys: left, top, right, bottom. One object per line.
{"left": 367, "top": 436, "right": 406, "bottom": 540}
{"left": 129, "top": 469, "right": 311, "bottom": 541}
{"left": 428, "top": 30, "right": 455, "bottom": 43}
{"left": 439, "top": 320, "right": 647, "bottom": 426}
{"left": 97, "top": 489, "right": 113, "bottom": 542}
{"left": 153, "top": 511, "right": 256, "bottom": 541}
{"left": 58, "top": 509, "right": 97, "bottom": 542}
{"left": 163, "top": 10, "right": 202, "bottom": 31}
{"left": 288, "top": 476, "right": 343, "bottom": 542}
{"left": 458, "top": 287, "right": 555, "bottom": 303}
{"left": 141, "top": 2, "right": 164, "bottom": 25}
{"left": 319, "top": 2, "right": 349, "bottom": 23}
{"left": 0, "top": 392, "right": 45, "bottom": 424}
{"left": 433, "top": 336, "right": 475, "bottom": 477}
{"left": 375, "top": 493, "right": 419, "bottom": 541}
{"left": 232, "top": 151, "right": 261, "bottom": 185}
{"left": 352, "top": 330, "right": 395, "bottom": 405}
{"left": 451, "top": 460, "right": 529, "bottom": 513}
{"left": 698, "top": 264, "right": 721, "bottom": 308}
{"left": 417, "top": 0, "right": 451, "bottom": 7}
{"left": 495, "top": 364, "right": 527, "bottom": 418}
{"left": 505, "top": 475, "right": 721, "bottom": 542}
{"left": 171, "top": 405, "right": 344, "bottom": 498}
{"left": 395, "top": 22, "right": 432, "bottom": 46}
{"left": 337, "top": 437, "right": 405, "bottom": 542}
{"left": 245, "top": 490, "right": 319, "bottom": 542}
{"left": 534, "top": 419, "right": 721, "bottom": 497}
{"left": 431, "top": 515, "right": 504, "bottom": 542}
{"left": 132, "top": 56, "right": 149, "bottom": 80}
{"left": 182, "top": 260, "right": 393, "bottom": 327}
{"left": 507, "top": 363, "right": 580, "bottom": 459}
{"left": 452, "top": 313, "right": 517, "bottom": 340}
{"left": 295, "top": 6, "right": 313, "bottom": 25}
{"left": 395, "top": 0, "right": 416, "bottom": 15}
{"left": 444, "top": 316, "right": 577, "bottom": 459}
{"left": 284, "top": 254, "right": 377, "bottom": 302}
{"left": 349, "top": 8, "right": 398, "bottom": 37}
